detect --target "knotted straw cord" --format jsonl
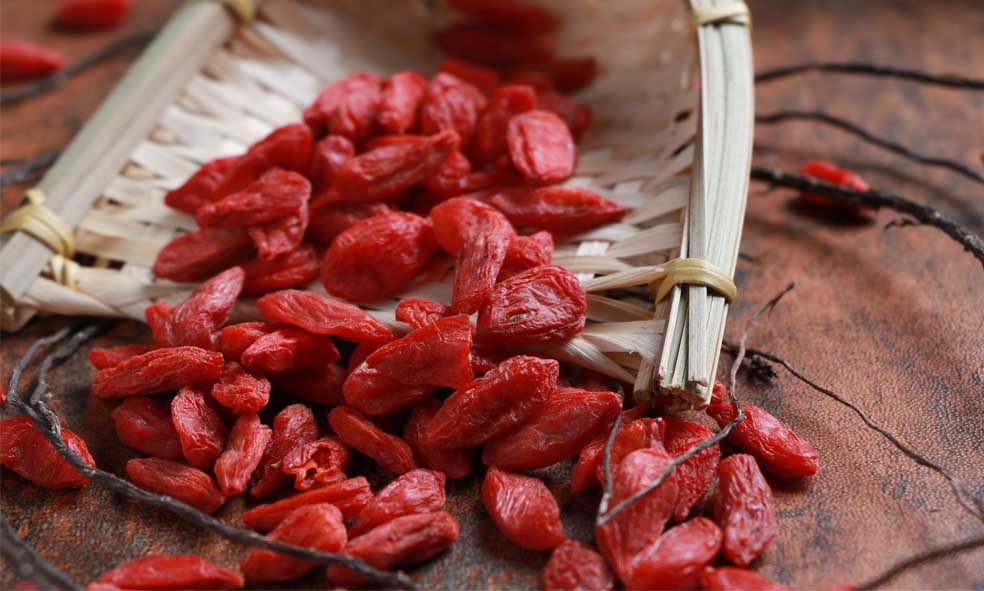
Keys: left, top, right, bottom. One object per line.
{"left": 649, "top": 257, "right": 738, "bottom": 303}
{"left": 0, "top": 189, "right": 75, "bottom": 259}
{"left": 691, "top": 1, "right": 750, "bottom": 27}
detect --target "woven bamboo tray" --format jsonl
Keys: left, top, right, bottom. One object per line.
{"left": 0, "top": 0, "right": 753, "bottom": 406}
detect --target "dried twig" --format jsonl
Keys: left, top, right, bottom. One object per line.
{"left": 854, "top": 535, "right": 984, "bottom": 590}
{"left": 0, "top": 149, "right": 62, "bottom": 188}
{"left": 749, "top": 166, "right": 984, "bottom": 268}
{"left": 755, "top": 62, "right": 984, "bottom": 90}
{"left": 0, "top": 518, "right": 82, "bottom": 591}
{"left": 756, "top": 110, "right": 984, "bottom": 184}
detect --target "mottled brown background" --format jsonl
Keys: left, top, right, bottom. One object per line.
{"left": 2, "top": 0, "right": 982, "bottom": 589}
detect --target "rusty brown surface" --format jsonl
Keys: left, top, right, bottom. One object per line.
{"left": 2, "top": 0, "right": 984, "bottom": 589}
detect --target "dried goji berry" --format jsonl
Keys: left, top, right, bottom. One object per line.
{"left": 309, "top": 135, "right": 356, "bottom": 191}
{"left": 570, "top": 437, "right": 605, "bottom": 495}
{"left": 432, "top": 24, "right": 553, "bottom": 67}
{"left": 247, "top": 198, "right": 308, "bottom": 261}
{"left": 328, "top": 406, "right": 417, "bottom": 474}
{"left": 713, "top": 454, "right": 778, "bottom": 567}
{"left": 267, "top": 363, "right": 347, "bottom": 406}
{"left": 196, "top": 169, "right": 310, "bottom": 229}
{"left": 664, "top": 416, "right": 720, "bottom": 521}
{"left": 241, "top": 503, "right": 348, "bottom": 582}
{"left": 404, "top": 397, "right": 472, "bottom": 479}
{"left": 699, "top": 567, "right": 792, "bottom": 591}
{"left": 327, "top": 512, "right": 459, "bottom": 585}
{"left": 447, "top": 0, "right": 558, "bottom": 33}
{"left": 538, "top": 57, "right": 598, "bottom": 93}
{"left": 328, "top": 74, "right": 383, "bottom": 145}
{"left": 307, "top": 199, "right": 392, "bottom": 244}
{"left": 423, "top": 150, "right": 472, "bottom": 198}
{"left": 110, "top": 396, "right": 183, "bottom": 459}
{"left": 257, "top": 289, "right": 395, "bottom": 344}
{"left": 88, "top": 344, "right": 157, "bottom": 370}
{"left": 439, "top": 58, "right": 500, "bottom": 96}
{"left": 625, "top": 517, "right": 722, "bottom": 590}
{"left": 418, "top": 73, "right": 487, "bottom": 149}
{"left": 241, "top": 326, "right": 339, "bottom": 374}
{"left": 304, "top": 73, "right": 381, "bottom": 137}
{"left": 706, "top": 402, "right": 819, "bottom": 479}
{"left": 163, "top": 156, "right": 240, "bottom": 214}
{"left": 145, "top": 302, "right": 172, "bottom": 346}
{"left": 477, "top": 264, "right": 585, "bottom": 344}
{"left": 210, "top": 362, "right": 271, "bottom": 415}
{"left": 499, "top": 231, "right": 553, "bottom": 280}
{"left": 506, "top": 110, "right": 575, "bottom": 185}
{"left": 321, "top": 211, "right": 437, "bottom": 302}
{"left": 483, "top": 387, "right": 620, "bottom": 471}
{"left": 595, "top": 448, "right": 678, "bottom": 580}
{"left": 537, "top": 91, "right": 592, "bottom": 140}
{"left": 363, "top": 134, "right": 424, "bottom": 150}
{"left": 570, "top": 406, "right": 652, "bottom": 494}
{"left": 244, "top": 477, "right": 373, "bottom": 530}
{"left": 216, "top": 123, "right": 313, "bottom": 198}
{"left": 0, "top": 39, "right": 65, "bottom": 82}
{"left": 0, "top": 416, "right": 93, "bottom": 489}
{"left": 150, "top": 266, "right": 245, "bottom": 351}
{"left": 351, "top": 469, "right": 446, "bottom": 536}
{"left": 250, "top": 403, "right": 319, "bottom": 498}
{"left": 241, "top": 245, "right": 320, "bottom": 295}
{"left": 91, "top": 347, "right": 224, "bottom": 398}
{"left": 481, "top": 467, "right": 564, "bottom": 551}
{"left": 282, "top": 435, "right": 350, "bottom": 491}
{"left": 217, "top": 322, "right": 276, "bottom": 363}
{"left": 214, "top": 413, "right": 271, "bottom": 496}
{"left": 171, "top": 386, "right": 228, "bottom": 470}
{"left": 378, "top": 70, "right": 428, "bottom": 135}
{"left": 331, "top": 130, "right": 460, "bottom": 203}
{"left": 800, "top": 160, "right": 871, "bottom": 210}
{"left": 473, "top": 84, "right": 538, "bottom": 164}
{"left": 595, "top": 418, "right": 668, "bottom": 486}
{"left": 153, "top": 227, "right": 254, "bottom": 283}
{"left": 126, "top": 457, "right": 225, "bottom": 513}
{"left": 710, "top": 379, "right": 727, "bottom": 404}
{"left": 429, "top": 196, "right": 510, "bottom": 256}
{"left": 395, "top": 298, "right": 451, "bottom": 330}
{"left": 542, "top": 540, "right": 614, "bottom": 591}
{"left": 427, "top": 356, "right": 558, "bottom": 449}
{"left": 95, "top": 554, "right": 243, "bottom": 590}
{"left": 483, "top": 185, "right": 626, "bottom": 236}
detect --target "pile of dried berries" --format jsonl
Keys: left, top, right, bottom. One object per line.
{"left": 0, "top": 1, "right": 824, "bottom": 589}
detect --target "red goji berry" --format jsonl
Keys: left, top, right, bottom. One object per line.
{"left": 542, "top": 540, "right": 614, "bottom": 591}
{"left": 0, "top": 39, "right": 65, "bottom": 82}
{"left": 706, "top": 402, "right": 819, "bottom": 479}
{"left": 309, "top": 135, "right": 356, "bottom": 191}
{"left": 54, "top": 0, "right": 131, "bottom": 30}
{"left": 595, "top": 448, "right": 678, "bottom": 580}
{"left": 281, "top": 435, "right": 350, "bottom": 491}
{"left": 595, "top": 418, "right": 668, "bottom": 485}
{"left": 423, "top": 150, "right": 472, "bottom": 198}
{"left": 91, "top": 347, "right": 224, "bottom": 398}
{"left": 539, "top": 57, "right": 598, "bottom": 93}
{"left": 241, "top": 245, "right": 320, "bottom": 295}
{"left": 538, "top": 91, "right": 592, "bottom": 140}
{"left": 328, "top": 512, "right": 459, "bottom": 585}
{"left": 241, "top": 503, "right": 348, "bottom": 582}
{"left": 404, "top": 397, "right": 472, "bottom": 479}
{"left": 713, "top": 454, "right": 778, "bottom": 567}
{"left": 304, "top": 73, "right": 381, "bottom": 137}
{"left": 507, "top": 110, "right": 575, "bottom": 185}
{"left": 664, "top": 416, "right": 720, "bottom": 521}
{"left": 88, "top": 344, "right": 157, "bottom": 370}
{"left": 153, "top": 227, "right": 254, "bottom": 283}
{"left": 95, "top": 554, "right": 243, "bottom": 590}
{"left": 328, "top": 75, "right": 383, "bottom": 146}
{"left": 331, "top": 129, "right": 460, "bottom": 203}
{"left": 625, "top": 517, "right": 722, "bottom": 591}
{"left": 244, "top": 477, "right": 373, "bottom": 530}
{"left": 196, "top": 169, "right": 310, "bottom": 229}
{"left": 363, "top": 134, "right": 424, "bottom": 150}
{"left": 267, "top": 363, "right": 347, "bottom": 406}
{"left": 439, "top": 58, "right": 500, "bottom": 96}
{"left": 426, "top": 356, "right": 558, "bottom": 450}
{"left": 215, "top": 123, "right": 313, "bottom": 197}
{"left": 351, "top": 469, "right": 447, "bottom": 536}
{"left": 328, "top": 406, "right": 417, "bottom": 475}
{"left": 800, "top": 160, "right": 871, "bottom": 210}
{"left": 570, "top": 437, "right": 605, "bottom": 495}
{"left": 499, "top": 231, "right": 553, "bottom": 280}
{"left": 321, "top": 211, "right": 438, "bottom": 302}
{"left": 257, "top": 289, "right": 395, "bottom": 344}
{"left": 150, "top": 266, "right": 245, "bottom": 351}
{"left": 307, "top": 199, "right": 392, "bottom": 244}
{"left": 505, "top": 68, "right": 555, "bottom": 91}
{"left": 483, "top": 185, "right": 626, "bottom": 236}
{"left": 250, "top": 403, "right": 319, "bottom": 498}
{"left": 473, "top": 84, "right": 538, "bottom": 164}
{"left": 483, "top": 387, "right": 620, "bottom": 471}
{"left": 0, "top": 416, "right": 94, "bottom": 489}
{"left": 378, "top": 70, "right": 428, "bottom": 135}
{"left": 241, "top": 326, "right": 339, "bottom": 374}
{"left": 214, "top": 413, "right": 271, "bottom": 496}
{"left": 481, "top": 467, "right": 564, "bottom": 551}
{"left": 246, "top": 197, "right": 308, "bottom": 261}
{"left": 395, "top": 298, "right": 451, "bottom": 330}
{"left": 210, "top": 362, "right": 271, "bottom": 415}
{"left": 477, "top": 264, "right": 586, "bottom": 344}
{"left": 163, "top": 156, "right": 240, "bottom": 214}
{"left": 110, "top": 396, "right": 183, "bottom": 459}
{"left": 419, "top": 73, "right": 487, "bottom": 149}
{"left": 429, "top": 197, "right": 510, "bottom": 255}
{"left": 447, "top": 0, "right": 558, "bottom": 34}
{"left": 711, "top": 379, "right": 728, "bottom": 404}
{"left": 171, "top": 386, "right": 228, "bottom": 470}
{"left": 570, "top": 406, "right": 652, "bottom": 494}
{"left": 699, "top": 566, "right": 792, "bottom": 591}
{"left": 126, "top": 457, "right": 225, "bottom": 513}
{"left": 432, "top": 24, "right": 553, "bottom": 67}
{"left": 217, "top": 322, "right": 275, "bottom": 363}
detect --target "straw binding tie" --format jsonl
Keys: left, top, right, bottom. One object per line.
{"left": 650, "top": 257, "right": 738, "bottom": 304}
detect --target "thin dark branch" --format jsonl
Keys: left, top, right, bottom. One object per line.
{"left": 0, "top": 30, "right": 157, "bottom": 105}
{"left": 0, "top": 518, "right": 83, "bottom": 591}
{"left": 854, "top": 535, "right": 984, "bottom": 590}
{"left": 749, "top": 166, "right": 984, "bottom": 268}
{"left": 755, "top": 62, "right": 984, "bottom": 90}
{"left": 595, "top": 412, "right": 622, "bottom": 520}
{"left": 0, "top": 148, "right": 63, "bottom": 188}
{"left": 755, "top": 110, "right": 984, "bottom": 185}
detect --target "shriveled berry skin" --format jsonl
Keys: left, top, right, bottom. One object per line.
{"left": 282, "top": 435, "right": 350, "bottom": 491}
{"left": 625, "top": 517, "right": 722, "bottom": 590}
{"left": 241, "top": 246, "right": 320, "bottom": 295}
{"left": 244, "top": 477, "right": 373, "bottom": 531}
{"left": 542, "top": 540, "right": 614, "bottom": 591}
{"left": 164, "top": 156, "right": 239, "bottom": 214}
{"left": 378, "top": 70, "right": 428, "bottom": 134}
{"left": 507, "top": 110, "right": 576, "bottom": 185}
{"left": 267, "top": 363, "right": 346, "bottom": 406}
{"left": 91, "top": 347, "right": 224, "bottom": 398}
{"left": 214, "top": 123, "right": 314, "bottom": 198}
{"left": 309, "top": 135, "right": 356, "bottom": 191}
{"left": 595, "top": 418, "right": 667, "bottom": 487}
{"left": 570, "top": 437, "right": 605, "bottom": 495}
{"left": 171, "top": 386, "right": 228, "bottom": 470}
{"left": 706, "top": 402, "right": 819, "bottom": 479}
{"left": 110, "top": 396, "right": 183, "bottom": 459}
{"left": 125, "top": 458, "right": 225, "bottom": 514}
{"left": 95, "top": 554, "right": 244, "bottom": 590}
{"left": 210, "top": 362, "right": 271, "bottom": 415}
{"left": 473, "top": 84, "right": 538, "bottom": 164}
{"left": 429, "top": 196, "right": 514, "bottom": 256}
{"left": 304, "top": 73, "right": 382, "bottom": 138}
{"left": 217, "top": 322, "right": 277, "bottom": 363}
{"left": 395, "top": 298, "right": 451, "bottom": 330}
{"left": 481, "top": 467, "right": 564, "bottom": 551}
{"left": 477, "top": 265, "right": 586, "bottom": 344}
{"left": 424, "top": 150, "right": 472, "bottom": 198}
{"left": 484, "top": 185, "right": 626, "bottom": 236}
{"left": 88, "top": 344, "right": 157, "bottom": 370}
{"left": 699, "top": 566, "right": 792, "bottom": 591}
{"left": 321, "top": 211, "right": 437, "bottom": 302}
{"left": 664, "top": 416, "right": 720, "bottom": 521}
{"left": 196, "top": 169, "right": 310, "bottom": 229}
{"left": 251, "top": 403, "right": 319, "bottom": 499}
{"left": 241, "top": 503, "right": 348, "bottom": 583}
{"left": 419, "top": 73, "right": 487, "bottom": 150}
{"left": 329, "top": 74, "right": 383, "bottom": 145}
{"left": 246, "top": 197, "right": 309, "bottom": 261}
{"left": 257, "top": 289, "right": 395, "bottom": 344}
{"left": 328, "top": 512, "right": 460, "bottom": 585}
{"left": 240, "top": 326, "right": 339, "bottom": 374}
{"left": 0, "top": 416, "right": 94, "bottom": 489}
{"left": 307, "top": 200, "right": 391, "bottom": 244}
{"left": 148, "top": 267, "right": 245, "bottom": 351}
{"left": 351, "top": 469, "right": 447, "bottom": 536}
{"left": 713, "top": 454, "right": 778, "bottom": 567}
{"left": 499, "top": 231, "right": 552, "bottom": 280}
{"left": 214, "top": 414, "right": 272, "bottom": 497}
{"left": 328, "top": 406, "right": 417, "bottom": 475}
{"left": 404, "top": 397, "right": 472, "bottom": 479}
{"left": 482, "top": 388, "right": 620, "bottom": 471}
{"left": 153, "top": 227, "right": 253, "bottom": 283}
{"left": 426, "top": 356, "right": 559, "bottom": 450}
